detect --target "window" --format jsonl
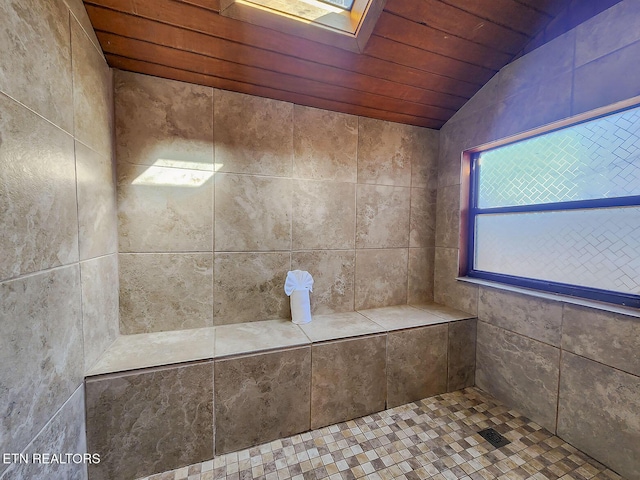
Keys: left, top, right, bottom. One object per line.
{"left": 319, "top": 0, "right": 354, "bottom": 10}
{"left": 464, "top": 104, "right": 640, "bottom": 308}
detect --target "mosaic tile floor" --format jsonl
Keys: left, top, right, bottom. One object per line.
{"left": 138, "top": 388, "right": 624, "bottom": 480}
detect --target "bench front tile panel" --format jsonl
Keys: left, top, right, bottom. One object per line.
{"left": 86, "top": 361, "right": 214, "bottom": 480}
{"left": 310, "top": 335, "right": 387, "bottom": 429}
{"left": 447, "top": 319, "right": 477, "bottom": 392}
{"left": 386, "top": 325, "right": 448, "bottom": 408}
{"left": 214, "top": 347, "right": 311, "bottom": 454}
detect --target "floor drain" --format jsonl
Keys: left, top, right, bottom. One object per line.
{"left": 478, "top": 428, "right": 510, "bottom": 448}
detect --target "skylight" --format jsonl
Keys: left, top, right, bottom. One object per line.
{"left": 318, "top": 0, "right": 354, "bottom": 10}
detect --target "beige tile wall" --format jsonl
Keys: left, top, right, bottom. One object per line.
{"left": 434, "top": 2, "right": 640, "bottom": 477}
{"left": 115, "top": 71, "right": 439, "bottom": 332}
{"left": 0, "top": 0, "right": 117, "bottom": 478}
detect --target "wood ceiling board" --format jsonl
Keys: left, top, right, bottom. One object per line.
{"left": 97, "top": 32, "right": 456, "bottom": 121}
{"left": 365, "top": 35, "right": 497, "bottom": 86}
{"left": 107, "top": 54, "right": 444, "bottom": 128}
{"left": 85, "top": 0, "right": 477, "bottom": 98}
{"left": 374, "top": 12, "right": 513, "bottom": 70}
{"left": 181, "top": 0, "right": 221, "bottom": 12}
{"left": 440, "top": 0, "right": 551, "bottom": 37}
{"left": 513, "top": 0, "right": 572, "bottom": 17}
{"left": 87, "top": 5, "right": 468, "bottom": 110}
{"left": 384, "top": 0, "right": 529, "bottom": 54}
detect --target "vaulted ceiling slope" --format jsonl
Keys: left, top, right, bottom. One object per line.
{"left": 84, "top": 0, "right": 620, "bottom": 129}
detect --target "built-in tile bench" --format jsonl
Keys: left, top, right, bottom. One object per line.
{"left": 84, "top": 304, "right": 476, "bottom": 480}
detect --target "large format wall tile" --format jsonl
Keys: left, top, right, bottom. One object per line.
{"left": 433, "top": 247, "right": 478, "bottom": 315}
{"left": 435, "top": 184, "right": 460, "bottom": 249}
{"left": 356, "top": 184, "right": 410, "bottom": 248}
{"left": 357, "top": 117, "right": 413, "bottom": 186}
{"left": 311, "top": 336, "right": 386, "bottom": 429}
{"left": 119, "top": 253, "right": 214, "bottom": 333}
{"left": 71, "top": 20, "right": 112, "bottom": 158}
{"left": 562, "top": 304, "right": 640, "bottom": 376}
{"left": 355, "top": 249, "right": 408, "bottom": 310}
{"left": 448, "top": 319, "right": 477, "bottom": 392}
{"left": 118, "top": 162, "right": 214, "bottom": 252}
{"left": 86, "top": 362, "right": 214, "bottom": 480}
{"left": 215, "top": 89, "right": 293, "bottom": 176}
{"left": 292, "top": 180, "right": 355, "bottom": 250}
{"left": 214, "top": 252, "right": 290, "bottom": 324}
{"left": 215, "top": 174, "right": 291, "bottom": 251}
{"left": 75, "top": 141, "right": 117, "bottom": 260}
{"left": 476, "top": 321, "right": 560, "bottom": 432}
{"left": 407, "top": 248, "right": 434, "bottom": 304}
{"left": 215, "top": 348, "right": 311, "bottom": 454}
{"left": 478, "top": 287, "right": 563, "bottom": 347}
{"left": 115, "top": 70, "right": 214, "bottom": 169}
{"left": 293, "top": 105, "right": 357, "bottom": 182}
{"left": 81, "top": 255, "right": 119, "bottom": 372}
{"left": 291, "top": 250, "right": 355, "bottom": 314}
{"left": 0, "top": 386, "right": 87, "bottom": 480}
{"left": 558, "top": 353, "right": 640, "bottom": 480}
{"left": 0, "top": 0, "right": 73, "bottom": 132}
{"left": 410, "top": 127, "right": 439, "bottom": 189}
{"left": 0, "top": 266, "right": 83, "bottom": 470}
{"left": 0, "top": 94, "right": 78, "bottom": 281}
{"left": 410, "top": 187, "right": 436, "bottom": 248}
{"left": 63, "top": 0, "right": 100, "bottom": 52}
{"left": 386, "top": 325, "right": 447, "bottom": 408}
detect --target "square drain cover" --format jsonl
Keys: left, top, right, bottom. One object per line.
{"left": 478, "top": 428, "right": 510, "bottom": 448}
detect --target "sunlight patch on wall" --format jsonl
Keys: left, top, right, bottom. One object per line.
{"left": 132, "top": 159, "right": 222, "bottom": 187}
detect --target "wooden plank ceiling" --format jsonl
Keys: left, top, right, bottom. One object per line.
{"left": 84, "top": 0, "right": 620, "bottom": 129}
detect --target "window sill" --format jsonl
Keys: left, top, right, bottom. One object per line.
{"left": 457, "top": 276, "right": 640, "bottom": 320}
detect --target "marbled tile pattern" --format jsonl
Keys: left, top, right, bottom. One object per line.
{"left": 71, "top": 20, "right": 113, "bottom": 158}
{"left": 0, "top": 386, "right": 87, "bottom": 480}
{"left": 357, "top": 118, "right": 413, "bottom": 186}
{"left": 0, "top": 0, "right": 73, "bottom": 132}
{"left": 434, "top": 185, "right": 460, "bottom": 249}
{"left": 355, "top": 249, "right": 408, "bottom": 310}
{"left": 478, "top": 287, "right": 563, "bottom": 347}
{"left": 0, "top": 94, "right": 78, "bottom": 281}
{"left": 119, "top": 253, "right": 214, "bottom": 333}
{"left": 118, "top": 162, "right": 214, "bottom": 252}
{"left": 410, "top": 188, "right": 436, "bottom": 249}
{"left": 292, "top": 180, "right": 355, "bottom": 250}
{"left": 139, "top": 387, "right": 623, "bottom": 480}
{"left": 558, "top": 353, "right": 639, "bottom": 480}
{"left": 408, "top": 248, "right": 434, "bottom": 305}
{"left": 359, "top": 305, "right": 451, "bottom": 331}
{"left": 75, "top": 141, "right": 117, "bottom": 260}
{"left": 0, "top": 266, "right": 83, "bottom": 467}
{"left": 562, "top": 304, "right": 640, "bottom": 376}
{"left": 215, "top": 348, "right": 311, "bottom": 454}
{"left": 86, "top": 362, "right": 214, "bottom": 480}
{"left": 386, "top": 325, "right": 448, "bottom": 408}
{"left": 410, "top": 126, "right": 439, "bottom": 189}
{"left": 214, "top": 320, "right": 309, "bottom": 358}
{"left": 115, "top": 70, "right": 214, "bottom": 169}
{"left": 215, "top": 90, "right": 293, "bottom": 177}
{"left": 293, "top": 105, "right": 357, "bottom": 182}
{"left": 311, "top": 336, "right": 387, "bottom": 429}
{"left": 81, "top": 255, "right": 119, "bottom": 372}
{"left": 213, "top": 252, "right": 290, "bottom": 325}
{"left": 356, "top": 185, "right": 410, "bottom": 249}
{"left": 299, "top": 312, "right": 383, "bottom": 343}
{"left": 215, "top": 174, "right": 291, "bottom": 251}
{"left": 476, "top": 321, "right": 560, "bottom": 433}
{"left": 291, "top": 250, "right": 355, "bottom": 315}
{"left": 433, "top": 247, "right": 478, "bottom": 316}
{"left": 447, "top": 319, "right": 477, "bottom": 392}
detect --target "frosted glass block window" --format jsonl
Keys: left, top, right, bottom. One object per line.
{"left": 468, "top": 104, "right": 640, "bottom": 307}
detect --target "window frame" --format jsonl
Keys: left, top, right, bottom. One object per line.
{"left": 460, "top": 101, "right": 640, "bottom": 309}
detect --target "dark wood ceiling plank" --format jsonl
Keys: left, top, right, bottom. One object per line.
{"left": 384, "top": 0, "right": 530, "bottom": 54}
{"left": 97, "top": 31, "right": 456, "bottom": 121}
{"left": 374, "top": 12, "right": 513, "bottom": 70}
{"left": 180, "top": 0, "right": 220, "bottom": 12}
{"left": 86, "top": 5, "right": 468, "bottom": 110}
{"left": 106, "top": 54, "right": 444, "bottom": 128}
{"left": 84, "top": 0, "right": 480, "bottom": 98}
{"left": 365, "top": 35, "right": 496, "bottom": 86}
{"left": 512, "top": 0, "right": 572, "bottom": 17}
{"left": 439, "top": 0, "right": 551, "bottom": 37}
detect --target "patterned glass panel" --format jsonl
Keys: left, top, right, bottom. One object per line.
{"left": 477, "top": 106, "right": 640, "bottom": 208}
{"left": 474, "top": 207, "right": 640, "bottom": 295}
{"left": 318, "top": 0, "right": 354, "bottom": 9}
